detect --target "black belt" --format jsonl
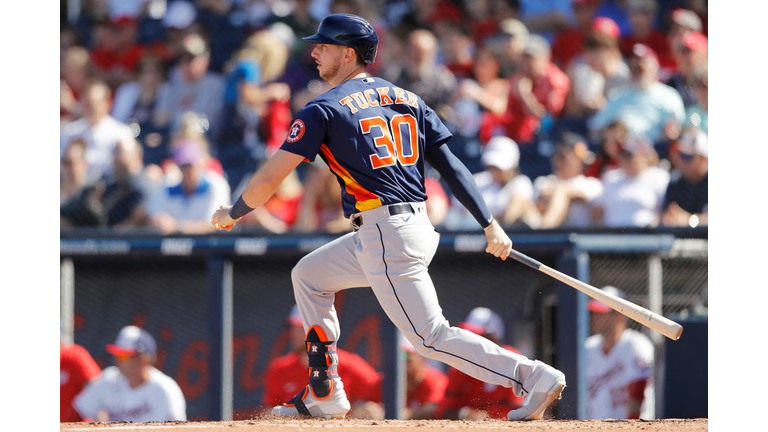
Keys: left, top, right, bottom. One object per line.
{"left": 352, "top": 203, "right": 414, "bottom": 228}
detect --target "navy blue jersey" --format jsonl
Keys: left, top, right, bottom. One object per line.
{"left": 280, "top": 77, "right": 452, "bottom": 217}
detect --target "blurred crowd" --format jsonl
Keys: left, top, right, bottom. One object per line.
{"left": 60, "top": 0, "right": 708, "bottom": 235}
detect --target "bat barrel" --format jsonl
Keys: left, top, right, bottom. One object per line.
{"left": 509, "top": 249, "right": 684, "bottom": 341}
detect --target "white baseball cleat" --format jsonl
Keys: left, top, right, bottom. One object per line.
{"left": 271, "top": 381, "right": 351, "bottom": 419}
{"left": 507, "top": 360, "right": 566, "bottom": 421}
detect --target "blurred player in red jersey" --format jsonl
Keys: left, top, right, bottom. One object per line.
{"left": 61, "top": 341, "right": 101, "bottom": 422}
{"left": 435, "top": 308, "right": 524, "bottom": 419}
{"left": 262, "top": 306, "right": 385, "bottom": 418}
{"left": 400, "top": 336, "right": 448, "bottom": 419}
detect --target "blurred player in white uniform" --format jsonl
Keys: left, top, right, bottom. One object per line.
{"left": 585, "top": 287, "right": 654, "bottom": 419}
{"left": 74, "top": 326, "right": 187, "bottom": 422}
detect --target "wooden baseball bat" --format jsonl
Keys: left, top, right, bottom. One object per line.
{"left": 508, "top": 249, "right": 683, "bottom": 341}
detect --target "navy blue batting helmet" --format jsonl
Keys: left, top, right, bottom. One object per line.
{"left": 303, "top": 14, "right": 378, "bottom": 65}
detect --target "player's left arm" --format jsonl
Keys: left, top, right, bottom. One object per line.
{"left": 425, "top": 143, "right": 513, "bottom": 260}
{"left": 212, "top": 150, "right": 305, "bottom": 231}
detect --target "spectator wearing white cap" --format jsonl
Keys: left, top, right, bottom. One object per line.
{"left": 434, "top": 307, "right": 524, "bottom": 419}
{"left": 147, "top": 139, "right": 231, "bottom": 234}
{"left": 73, "top": 326, "right": 187, "bottom": 422}
{"left": 586, "top": 287, "right": 654, "bottom": 420}
{"left": 661, "top": 128, "right": 708, "bottom": 227}
{"left": 591, "top": 133, "right": 670, "bottom": 228}
{"left": 533, "top": 133, "right": 603, "bottom": 229}
{"left": 443, "top": 136, "right": 537, "bottom": 230}
{"left": 587, "top": 43, "right": 685, "bottom": 145}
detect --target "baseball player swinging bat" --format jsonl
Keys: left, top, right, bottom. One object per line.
{"left": 508, "top": 249, "right": 683, "bottom": 341}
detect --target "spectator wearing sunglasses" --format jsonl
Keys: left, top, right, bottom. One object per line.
{"left": 661, "top": 129, "right": 708, "bottom": 228}
{"left": 591, "top": 133, "right": 669, "bottom": 228}
{"left": 73, "top": 326, "right": 186, "bottom": 422}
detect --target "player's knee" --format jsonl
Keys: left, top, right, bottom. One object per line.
{"left": 291, "top": 257, "right": 311, "bottom": 285}
{"left": 413, "top": 322, "right": 450, "bottom": 358}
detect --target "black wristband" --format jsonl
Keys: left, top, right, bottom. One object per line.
{"left": 229, "top": 195, "right": 255, "bottom": 220}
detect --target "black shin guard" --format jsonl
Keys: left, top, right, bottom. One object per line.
{"left": 306, "top": 326, "right": 339, "bottom": 399}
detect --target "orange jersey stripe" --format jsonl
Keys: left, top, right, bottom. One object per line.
{"left": 320, "top": 145, "right": 382, "bottom": 211}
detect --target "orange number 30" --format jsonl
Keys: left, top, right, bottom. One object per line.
{"left": 360, "top": 114, "right": 419, "bottom": 169}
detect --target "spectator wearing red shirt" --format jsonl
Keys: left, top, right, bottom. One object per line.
{"left": 435, "top": 308, "right": 524, "bottom": 420}
{"left": 584, "top": 119, "right": 627, "bottom": 179}
{"left": 400, "top": 336, "right": 448, "bottom": 419}
{"left": 504, "top": 35, "right": 571, "bottom": 145}
{"left": 454, "top": 45, "right": 511, "bottom": 144}
{"left": 61, "top": 342, "right": 101, "bottom": 422}
{"left": 262, "top": 306, "right": 385, "bottom": 419}
{"left": 619, "top": 0, "right": 675, "bottom": 78}
{"left": 89, "top": 16, "right": 147, "bottom": 89}
{"left": 551, "top": 0, "right": 601, "bottom": 69}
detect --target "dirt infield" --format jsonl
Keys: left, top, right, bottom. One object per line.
{"left": 60, "top": 418, "right": 708, "bottom": 432}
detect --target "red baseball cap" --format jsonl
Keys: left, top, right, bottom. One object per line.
{"left": 588, "top": 286, "right": 626, "bottom": 314}
{"left": 681, "top": 31, "right": 708, "bottom": 54}
{"left": 591, "top": 17, "right": 620, "bottom": 39}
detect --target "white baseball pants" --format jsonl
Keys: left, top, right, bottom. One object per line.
{"left": 291, "top": 202, "right": 537, "bottom": 396}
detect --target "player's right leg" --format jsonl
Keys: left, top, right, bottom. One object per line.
{"left": 272, "top": 232, "right": 369, "bottom": 418}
